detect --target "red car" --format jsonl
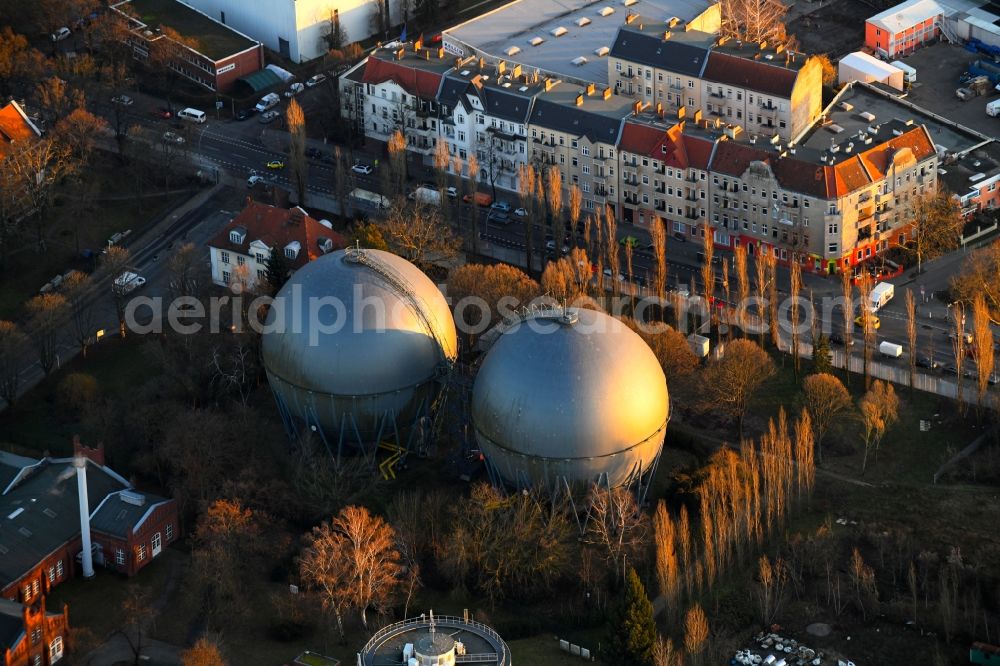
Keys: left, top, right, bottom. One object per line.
{"left": 151, "top": 108, "right": 172, "bottom": 119}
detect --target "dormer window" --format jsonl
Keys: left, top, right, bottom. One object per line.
{"left": 229, "top": 228, "right": 247, "bottom": 244}
{"left": 284, "top": 241, "right": 301, "bottom": 260}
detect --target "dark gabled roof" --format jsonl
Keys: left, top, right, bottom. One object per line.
{"left": 438, "top": 75, "right": 474, "bottom": 112}
{"left": 0, "top": 452, "right": 36, "bottom": 495}
{"left": 0, "top": 598, "right": 62, "bottom": 651}
{"left": 236, "top": 68, "right": 282, "bottom": 92}
{"left": 482, "top": 87, "right": 534, "bottom": 124}
{"left": 0, "top": 459, "right": 128, "bottom": 590}
{"left": 528, "top": 98, "right": 625, "bottom": 144}
{"left": 610, "top": 29, "right": 709, "bottom": 77}
{"left": 90, "top": 491, "right": 171, "bottom": 539}
{"left": 703, "top": 52, "right": 798, "bottom": 98}
{"left": 0, "top": 599, "right": 23, "bottom": 651}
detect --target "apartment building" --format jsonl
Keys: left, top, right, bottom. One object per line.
{"left": 608, "top": 22, "right": 823, "bottom": 142}
{"left": 527, "top": 83, "right": 634, "bottom": 215}
{"left": 938, "top": 141, "right": 1000, "bottom": 219}
{"left": 617, "top": 117, "right": 715, "bottom": 231}
{"left": 208, "top": 202, "right": 345, "bottom": 289}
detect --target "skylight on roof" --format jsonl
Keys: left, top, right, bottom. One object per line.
{"left": 594, "top": 46, "right": 610, "bottom": 56}
{"left": 577, "top": 17, "right": 592, "bottom": 26}
{"left": 506, "top": 46, "right": 521, "bottom": 56}
{"left": 460, "top": 69, "right": 470, "bottom": 76}
{"left": 519, "top": 85, "right": 529, "bottom": 91}
{"left": 599, "top": 6, "right": 615, "bottom": 15}
{"left": 551, "top": 26, "right": 568, "bottom": 37}
{"left": 530, "top": 36, "right": 545, "bottom": 46}
{"left": 623, "top": 0, "right": 638, "bottom": 5}
{"left": 572, "top": 56, "right": 589, "bottom": 66}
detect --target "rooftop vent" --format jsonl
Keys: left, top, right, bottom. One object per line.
{"left": 551, "top": 26, "right": 568, "bottom": 37}
{"left": 859, "top": 111, "right": 876, "bottom": 122}
{"left": 121, "top": 490, "right": 147, "bottom": 506}
{"left": 764, "top": 53, "right": 774, "bottom": 60}
{"left": 668, "top": 16, "right": 681, "bottom": 27}
{"left": 599, "top": 6, "right": 615, "bottom": 15}
{"left": 838, "top": 102, "right": 854, "bottom": 111}
{"left": 623, "top": 0, "right": 638, "bottom": 6}
{"left": 502, "top": 82, "right": 512, "bottom": 88}
{"left": 970, "top": 172, "right": 986, "bottom": 182}
{"left": 892, "top": 128, "right": 904, "bottom": 136}
{"left": 506, "top": 46, "right": 521, "bottom": 56}
{"left": 577, "top": 17, "right": 591, "bottom": 26}
{"left": 460, "top": 69, "right": 470, "bottom": 76}
{"left": 572, "top": 56, "right": 588, "bottom": 66}
{"left": 826, "top": 123, "right": 844, "bottom": 134}
{"left": 18, "top": 527, "right": 31, "bottom": 538}
{"left": 595, "top": 46, "right": 610, "bottom": 56}
{"left": 519, "top": 85, "right": 529, "bottom": 91}
{"left": 530, "top": 36, "right": 545, "bottom": 46}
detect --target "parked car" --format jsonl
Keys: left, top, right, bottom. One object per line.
{"left": 603, "top": 268, "right": 625, "bottom": 281}
{"left": 672, "top": 231, "right": 687, "bottom": 242}
{"left": 151, "top": 108, "right": 172, "bottom": 119}
{"left": 305, "top": 147, "right": 323, "bottom": 160}
{"left": 854, "top": 313, "right": 880, "bottom": 330}
{"left": 234, "top": 108, "right": 255, "bottom": 121}
{"left": 514, "top": 207, "right": 527, "bottom": 217}
{"left": 305, "top": 73, "right": 327, "bottom": 87}
{"left": 352, "top": 163, "right": 373, "bottom": 175}
{"left": 491, "top": 200, "right": 511, "bottom": 212}
{"left": 284, "top": 82, "right": 305, "bottom": 97}
{"left": 51, "top": 27, "right": 71, "bottom": 42}
{"left": 916, "top": 355, "right": 938, "bottom": 369}
{"left": 266, "top": 160, "right": 285, "bottom": 170}
{"left": 446, "top": 186, "right": 458, "bottom": 199}
{"left": 258, "top": 110, "right": 280, "bottom": 124}
{"left": 161, "top": 131, "right": 184, "bottom": 144}
{"left": 111, "top": 95, "right": 133, "bottom": 106}
{"left": 247, "top": 173, "right": 266, "bottom": 188}
{"left": 829, "top": 331, "right": 854, "bottom": 347}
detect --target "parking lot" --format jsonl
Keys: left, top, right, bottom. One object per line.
{"left": 896, "top": 42, "right": 1000, "bottom": 138}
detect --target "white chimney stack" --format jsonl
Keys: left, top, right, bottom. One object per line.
{"left": 74, "top": 456, "right": 95, "bottom": 579}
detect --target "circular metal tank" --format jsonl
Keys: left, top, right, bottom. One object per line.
{"left": 471, "top": 308, "right": 668, "bottom": 488}
{"left": 262, "top": 248, "right": 457, "bottom": 444}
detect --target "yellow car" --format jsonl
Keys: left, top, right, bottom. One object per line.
{"left": 266, "top": 160, "right": 285, "bottom": 170}
{"left": 855, "top": 313, "right": 881, "bottom": 330}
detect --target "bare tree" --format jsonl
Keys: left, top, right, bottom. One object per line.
{"left": 286, "top": 99, "right": 308, "bottom": 204}
{"left": 719, "top": 0, "right": 789, "bottom": 43}
{"left": 387, "top": 129, "right": 407, "bottom": 195}
{"left": 0, "top": 320, "right": 27, "bottom": 405}
{"left": 973, "top": 293, "right": 995, "bottom": 412}
{"left": 650, "top": 217, "right": 668, "bottom": 311}
{"left": 624, "top": 241, "right": 635, "bottom": 310}
{"left": 299, "top": 505, "right": 401, "bottom": 631}
{"left": 756, "top": 554, "right": 790, "bottom": 625}
{"left": 858, "top": 273, "right": 875, "bottom": 388}
{"left": 754, "top": 253, "right": 767, "bottom": 345}
{"left": 103, "top": 245, "right": 133, "bottom": 339}
{"left": 568, "top": 183, "right": 582, "bottom": 247}
{"left": 117, "top": 587, "right": 155, "bottom": 666}
{"left": 381, "top": 202, "right": 460, "bottom": 268}
{"left": 517, "top": 164, "right": 536, "bottom": 273}
{"left": 701, "top": 338, "right": 775, "bottom": 438}
{"left": 62, "top": 270, "right": 96, "bottom": 357}
{"left": 952, "top": 241, "right": 1000, "bottom": 320}
{"left": 952, "top": 302, "right": 966, "bottom": 411}
{"left": 605, "top": 206, "right": 620, "bottom": 298}
{"left": 546, "top": 166, "right": 563, "bottom": 266}
{"left": 906, "top": 288, "right": 917, "bottom": 389}
{"left": 802, "top": 373, "right": 851, "bottom": 464}
{"left": 766, "top": 252, "right": 778, "bottom": 349}
{"left": 181, "top": 636, "right": 227, "bottom": 666}
{"left": 841, "top": 268, "right": 854, "bottom": 378}
{"left": 790, "top": 259, "right": 802, "bottom": 374}
{"left": 700, "top": 223, "right": 714, "bottom": 331}
{"left": 584, "top": 485, "right": 646, "bottom": 582}
{"left": 734, "top": 245, "right": 749, "bottom": 338}
{"left": 683, "top": 603, "right": 709, "bottom": 666}
{"left": 652, "top": 635, "right": 681, "bottom": 666}
{"left": 653, "top": 501, "right": 680, "bottom": 623}
{"left": 6, "top": 137, "right": 71, "bottom": 252}
{"left": 25, "top": 292, "right": 68, "bottom": 375}
{"left": 859, "top": 380, "right": 900, "bottom": 473}
{"left": 907, "top": 191, "right": 963, "bottom": 274}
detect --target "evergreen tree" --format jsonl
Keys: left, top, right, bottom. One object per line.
{"left": 812, "top": 334, "right": 833, "bottom": 375}
{"left": 605, "top": 568, "right": 657, "bottom": 666}
{"left": 351, "top": 221, "right": 389, "bottom": 251}
{"left": 264, "top": 248, "right": 290, "bottom": 296}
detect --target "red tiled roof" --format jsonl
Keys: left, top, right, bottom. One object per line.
{"left": 857, "top": 125, "right": 934, "bottom": 180}
{"left": 208, "top": 201, "right": 346, "bottom": 269}
{"left": 703, "top": 52, "right": 798, "bottom": 99}
{"left": 0, "top": 101, "right": 41, "bottom": 160}
{"left": 620, "top": 122, "right": 692, "bottom": 168}
{"left": 682, "top": 133, "right": 715, "bottom": 170}
{"left": 362, "top": 56, "right": 443, "bottom": 99}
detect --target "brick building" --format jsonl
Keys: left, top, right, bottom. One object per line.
{"left": 112, "top": 0, "right": 263, "bottom": 93}
{"left": 0, "top": 442, "right": 179, "bottom": 606}
{"left": 1, "top": 598, "right": 68, "bottom": 666}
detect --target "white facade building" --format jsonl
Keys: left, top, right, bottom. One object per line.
{"left": 179, "top": 0, "right": 373, "bottom": 62}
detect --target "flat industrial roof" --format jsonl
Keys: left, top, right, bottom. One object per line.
{"left": 116, "top": 0, "right": 258, "bottom": 61}
{"left": 444, "top": 0, "right": 714, "bottom": 85}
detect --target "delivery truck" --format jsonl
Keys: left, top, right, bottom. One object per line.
{"left": 868, "top": 281, "right": 894, "bottom": 312}
{"left": 988, "top": 99, "right": 1000, "bottom": 117}
{"left": 407, "top": 186, "right": 441, "bottom": 206}
{"left": 879, "top": 341, "right": 903, "bottom": 358}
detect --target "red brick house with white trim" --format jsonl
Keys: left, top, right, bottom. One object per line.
{"left": 1, "top": 598, "right": 69, "bottom": 666}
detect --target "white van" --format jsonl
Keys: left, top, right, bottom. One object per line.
{"left": 177, "top": 107, "right": 206, "bottom": 124}
{"left": 890, "top": 60, "right": 916, "bottom": 84}
{"left": 255, "top": 93, "right": 280, "bottom": 113}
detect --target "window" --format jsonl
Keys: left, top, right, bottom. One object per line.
{"left": 236, "top": 255, "right": 245, "bottom": 266}
{"left": 572, "top": 157, "right": 578, "bottom": 167}
{"left": 55, "top": 560, "right": 63, "bottom": 579}
{"left": 583, "top": 165, "right": 591, "bottom": 175}
{"left": 220, "top": 251, "right": 230, "bottom": 264}
{"left": 31, "top": 628, "right": 41, "bottom": 645}
{"left": 475, "top": 113, "right": 484, "bottom": 124}
{"left": 32, "top": 656, "right": 41, "bottom": 666}
{"left": 48, "top": 567, "right": 55, "bottom": 583}
{"left": 284, "top": 248, "right": 296, "bottom": 260}
{"left": 31, "top": 580, "right": 38, "bottom": 597}
{"left": 152, "top": 532, "right": 162, "bottom": 555}
{"left": 228, "top": 231, "right": 242, "bottom": 243}
{"left": 828, "top": 243, "right": 838, "bottom": 254}
{"left": 616, "top": 62, "right": 622, "bottom": 72}
{"left": 116, "top": 548, "right": 125, "bottom": 566}
{"left": 257, "top": 269, "right": 265, "bottom": 280}
{"left": 571, "top": 139, "right": 578, "bottom": 149}
{"left": 137, "top": 544, "right": 147, "bottom": 562}
{"left": 50, "top": 636, "right": 64, "bottom": 663}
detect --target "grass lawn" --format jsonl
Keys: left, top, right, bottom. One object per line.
{"left": 0, "top": 337, "right": 161, "bottom": 456}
